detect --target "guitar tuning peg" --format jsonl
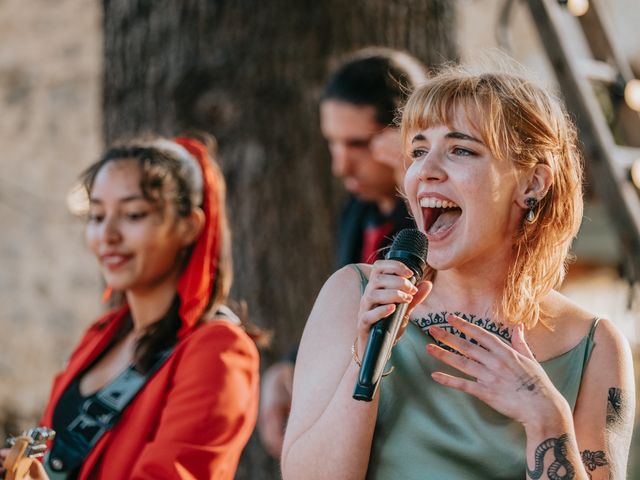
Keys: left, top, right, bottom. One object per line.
{"left": 24, "top": 427, "right": 56, "bottom": 443}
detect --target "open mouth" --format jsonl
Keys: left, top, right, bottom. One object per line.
{"left": 420, "top": 197, "right": 462, "bottom": 238}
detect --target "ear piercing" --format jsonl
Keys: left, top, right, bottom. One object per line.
{"left": 525, "top": 197, "right": 538, "bottom": 223}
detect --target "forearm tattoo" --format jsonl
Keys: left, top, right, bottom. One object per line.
{"left": 605, "top": 387, "right": 633, "bottom": 479}
{"left": 527, "top": 433, "right": 576, "bottom": 480}
{"left": 580, "top": 450, "right": 607, "bottom": 479}
{"left": 578, "top": 388, "right": 632, "bottom": 479}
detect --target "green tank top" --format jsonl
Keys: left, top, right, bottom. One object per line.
{"left": 349, "top": 265, "right": 598, "bottom": 480}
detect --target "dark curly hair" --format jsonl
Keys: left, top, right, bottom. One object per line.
{"left": 81, "top": 133, "right": 264, "bottom": 372}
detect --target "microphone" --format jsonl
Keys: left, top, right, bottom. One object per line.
{"left": 353, "top": 228, "right": 428, "bottom": 402}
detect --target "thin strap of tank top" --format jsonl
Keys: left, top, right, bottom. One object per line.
{"left": 582, "top": 317, "right": 601, "bottom": 369}
{"left": 588, "top": 317, "right": 601, "bottom": 342}
{"left": 349, "top": 264, "right": 368, "bottom": 296}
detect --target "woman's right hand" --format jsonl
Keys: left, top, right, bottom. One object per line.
{"left": 356, "top": 260, "right": 432, "bottom": 352}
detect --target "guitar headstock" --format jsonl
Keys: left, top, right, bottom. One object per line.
{"left": 5, "top": 427, "right": 55, "bottom": 460}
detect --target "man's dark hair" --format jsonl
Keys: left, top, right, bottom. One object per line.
{"left": 321, "top": 48, "right": 427, "bottom": 126}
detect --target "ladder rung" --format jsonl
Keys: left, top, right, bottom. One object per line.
{"left": 613, "top": 146, "right": 640, "bottom": 168}
{"left": 577, "top": 58, "right": 619, "bottom": 83}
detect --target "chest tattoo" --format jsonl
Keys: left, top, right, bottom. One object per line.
{"left": 412, "top": 311, "right": 512, "bottom": 351}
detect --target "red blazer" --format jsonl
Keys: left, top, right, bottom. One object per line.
{"left": 40, "top": 308, "right": 259, "bottom": 479}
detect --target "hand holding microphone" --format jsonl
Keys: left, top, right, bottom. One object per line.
{"left": 353, "top": 229, "right": 430, "bottom": 402}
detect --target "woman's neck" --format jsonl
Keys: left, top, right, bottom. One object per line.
{"left": 426, "top": 241, "right": 517, "bottom": 319}
{"left": 125, "top": 280, "right": 179, "bottom": 334}
{"left": 428, "top": 266, "right": 508, "bottom": 321}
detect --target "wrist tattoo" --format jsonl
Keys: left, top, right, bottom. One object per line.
{"left": 527, "top": 433, "right": 576, "bottom": 479}
{"left": 580, "top": 450, "right": 608, "bottom": 479}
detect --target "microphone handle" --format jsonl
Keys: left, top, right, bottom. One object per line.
{"left": 353, "top": 275, "right": 415, "bottom": 402}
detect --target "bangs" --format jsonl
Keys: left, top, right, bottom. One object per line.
{"left": 400, "top": 73, "right": 517, "bottom": 162}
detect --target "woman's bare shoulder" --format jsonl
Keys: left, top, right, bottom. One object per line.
{"left": 537, "top": 290, "right": 630, "bottom": 360}
{"left": 303, "top": 264, "right": 368, "bottom": 333}
{"left": 542, "top": 290, "right": 599, "bottom": 331}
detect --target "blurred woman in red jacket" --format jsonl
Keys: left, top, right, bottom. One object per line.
{"left": 35, "top": 134, "right": 259, "bottom": 479}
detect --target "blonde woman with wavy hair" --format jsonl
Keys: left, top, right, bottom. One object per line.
{"left": 282, "top": 66, "right": 635, "bottom": 480}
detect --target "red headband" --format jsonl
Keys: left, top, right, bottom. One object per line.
{"left": 173, "top": 137, "right": 220, "bottom": 337}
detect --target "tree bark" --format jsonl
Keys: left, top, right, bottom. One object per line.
{"left": 102, "top": 1, "right": 457, "bottom": 477}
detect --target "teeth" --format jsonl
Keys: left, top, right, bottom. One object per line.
{"left": 103, "top": 255, "right": 126, "bottom": 265}
{"left": 419, "top": 197, "right": 459, "bottom": 209}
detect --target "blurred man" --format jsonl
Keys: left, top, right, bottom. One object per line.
{"left": 258, "top": 48, "right": 428, "bottom": 459}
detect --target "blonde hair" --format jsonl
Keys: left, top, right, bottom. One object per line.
{"left": 401, "top": 66, "right": 584, "bottom": 328}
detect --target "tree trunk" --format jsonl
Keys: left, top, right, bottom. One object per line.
{"left": 102, "top": 1, "right": 457, "bottom": 477}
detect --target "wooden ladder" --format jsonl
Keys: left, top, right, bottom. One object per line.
{"left": 518, "top": 0, "right": 640, "bottom": 283}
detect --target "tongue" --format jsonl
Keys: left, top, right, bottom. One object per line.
{"left": 428, "top": 209, "right": 461, "bottom": 234}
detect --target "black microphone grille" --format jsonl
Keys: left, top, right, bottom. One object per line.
{"left": 386, "top": 228, "right": 428, "bottom": 277}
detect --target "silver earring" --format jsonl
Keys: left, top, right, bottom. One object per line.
{"left": 525, "top": 197, "right": 538, "bottom": 223}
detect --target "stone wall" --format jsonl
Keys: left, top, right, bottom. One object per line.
{"left": 0, "top": 0, "right": 102, "bottom": 436}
